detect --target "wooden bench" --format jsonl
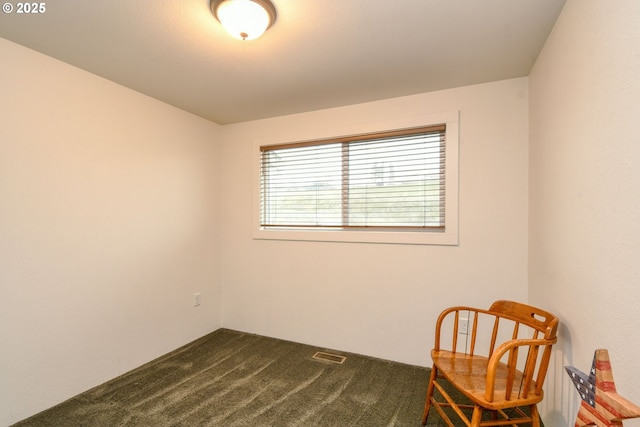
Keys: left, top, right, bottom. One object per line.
{"left": 421, "top": 300, "right": 559, "bottom": 427}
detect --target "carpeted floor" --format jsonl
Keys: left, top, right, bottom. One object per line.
{"left": 14, "top": 329, "right": 451, "bottom": 426}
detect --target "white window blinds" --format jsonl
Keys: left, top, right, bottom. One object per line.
{"left": 260, "top": 124, "right": 446, "bottom": 230}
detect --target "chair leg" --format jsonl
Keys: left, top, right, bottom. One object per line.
{"left": 470, "top": 406, "right": 483, "bottom": 427}
{"left": 530, "top": 404, "right": 540, "bottom": 427}
{"left": 421, "top": 366, "right": 438, "bottom": 425}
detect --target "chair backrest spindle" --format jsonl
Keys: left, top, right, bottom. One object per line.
{"left": 489, "top": 317, "right": 499, "bottom": 358}
{"left": 469, "top": 311, "right": 478, "bottom": 355}
{"left": 452, "top": 311, "right": 459, "bottom": 353}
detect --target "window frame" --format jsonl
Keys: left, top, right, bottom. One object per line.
{"left": 252, "top": 111, "right": 459, "bottom": 245}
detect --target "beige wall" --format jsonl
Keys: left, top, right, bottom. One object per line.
{"left": 529, "top": 1, "right": 640, "bottom": 426}
{"left": 0, "top": 39, "right": 222, "bottom": 425}
{"left": 219, "top": 77, "right": 530, "bottom": 367}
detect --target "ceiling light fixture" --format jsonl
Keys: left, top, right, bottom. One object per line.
{"left": 211, "top": 0, "right": 277, "bottom": 41}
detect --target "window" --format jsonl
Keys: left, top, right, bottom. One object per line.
{"left": 260, "top": 125, "right": 445, "bottom": 230}
{"left": 253, "top": 112, "right": 458, "bottom": 245}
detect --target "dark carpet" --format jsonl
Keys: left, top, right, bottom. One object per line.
{"left": 14, "top": 329, "right": 452, "bottom": 426}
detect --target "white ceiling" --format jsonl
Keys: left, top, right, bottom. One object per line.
{"left": 0, "top": 0, "right": 565, "bottom": 124}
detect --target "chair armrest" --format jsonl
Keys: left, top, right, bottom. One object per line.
{"left": 433, "top": 306, "right": 494, "bottom": 352}
{"left": 484, "top": 337, "right": 557, "bottom": 402}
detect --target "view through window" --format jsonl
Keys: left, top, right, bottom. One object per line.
{"left": 260, "top": 125, "right": 446, "bottom": 231}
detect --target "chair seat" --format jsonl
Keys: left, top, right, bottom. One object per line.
{"left": 432, "top": 349, "right": 544, "bottom": 410}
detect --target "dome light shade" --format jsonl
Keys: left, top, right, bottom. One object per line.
{"left": 211, "top": 0, "right": 277, "bottom": 41}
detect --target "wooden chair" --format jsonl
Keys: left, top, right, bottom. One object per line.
{"left": 421, "top": 300, "right": 559, "bottom": 427}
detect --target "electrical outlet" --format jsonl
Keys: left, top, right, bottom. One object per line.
{"left": 193, "top": 292, "right": 201, "bottom": 307}
{"left": 459, "top": 317, "right": 469, "bottom": 335}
